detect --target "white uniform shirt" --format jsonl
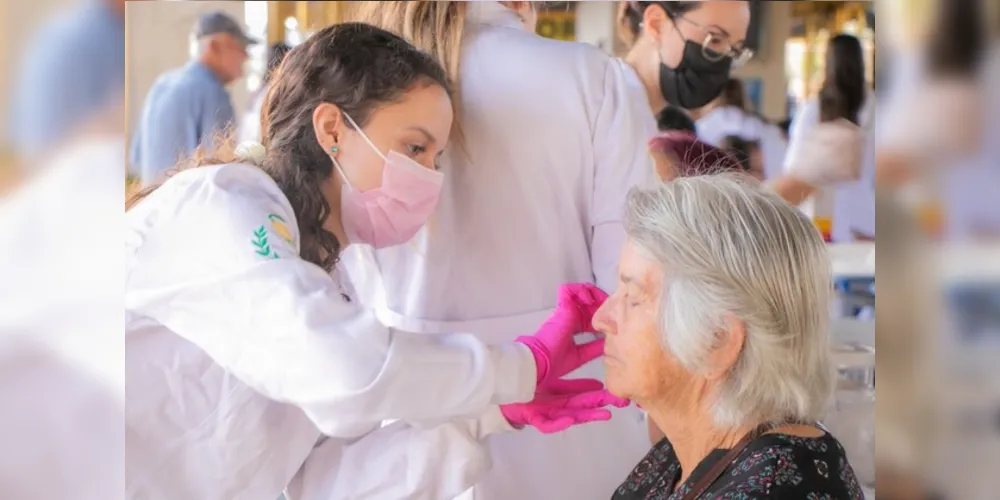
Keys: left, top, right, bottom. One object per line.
{"left": 785, "top": 90, "right": 876, "bottom": 242}
{"left": 696, "top": 105, "right": 787, "bottom": 180}
{"left": 344, "top": 3, "right": 656, "bottom": 499}
{"left": 125, "top": 163, "right": 536, "bottom": 499}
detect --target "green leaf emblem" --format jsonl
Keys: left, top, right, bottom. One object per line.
{"left": 251, "top": 225, "right": 276, "bottom": 258}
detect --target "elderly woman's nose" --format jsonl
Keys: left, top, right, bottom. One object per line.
{"left": 592, "top": 299, "right": 615, "bottom": 335}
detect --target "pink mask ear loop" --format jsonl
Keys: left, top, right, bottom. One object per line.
{"left": 330, "top": 156, "right": 353, "bottom": 191}
{"left": 341, "top": 111, "right": 387, "bottom": 161}
{"left": 334, "top": 110, "right": 389, "bottom": 191}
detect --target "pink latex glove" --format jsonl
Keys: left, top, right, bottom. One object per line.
{"left": 500, "top": 378, "right": 630, "bottom": 433}
{"left": 517, "top": 283, "right": 609, "bottom": 385}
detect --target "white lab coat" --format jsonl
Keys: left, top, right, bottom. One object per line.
{"left": 125, "top": 163, "right": 539, "bottom": 499}
{"left": 696, "top": 105, "right": 787, "bottom": 179}
{"left": 784, "top": 90, "right": 877, "bottom": 242}
{"left": 344, "top": 3, "right": 655, "bottom": 499}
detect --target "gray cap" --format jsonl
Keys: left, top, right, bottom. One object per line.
{"left": 193, "top": 11, "right": 260, "bottom": 46}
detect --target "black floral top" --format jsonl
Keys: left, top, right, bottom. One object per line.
{"left": 612, "top": 432, "right": 864, "bottom": 499}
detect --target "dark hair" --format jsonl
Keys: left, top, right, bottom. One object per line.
{"left": 819, "top": 34, "right": 866, "bottom": 124}
{"left": 720, "top": 135, "right": 757, "bottom": 173}
{"left": 263, "top": 43, "right": 292, "bottom": 86}
{"left": 778, "top": 118, "right": 792, "bottom": 137}
{"left": 648, "top": 132, "right": 744, "bottom": 177}
{"left": 924, "top": 0, "right": 984, "bottom": 77}
{"left": 127, "top": 23, "right": 451, "bottom": 272}
{"left": 721, "top": 78, "right": 747, "bottom": 111}
{"left": 655, "top": 106, "right": 697, "bottom": 133}
{"left": 620, "top": 1, "right": 701, "bottom": 40}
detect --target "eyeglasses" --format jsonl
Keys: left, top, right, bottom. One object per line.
{"left": 674, "top": 15, "right": 754, "bottom": 67}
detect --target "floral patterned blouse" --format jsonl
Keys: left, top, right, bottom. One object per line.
{"left": 611, "top": 432, "right": 865, "bottom": 499}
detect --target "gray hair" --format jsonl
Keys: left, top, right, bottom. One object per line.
{"left": 624, "top": 174, "right": 834, "bottom": 428}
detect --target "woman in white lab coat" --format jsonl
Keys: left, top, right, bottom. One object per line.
{"left": 775, "top": 34, "right": 875, "bottom": 242}
{"left": 347, "top": 2, "right": 673, "bottom": 499}
{"left": 618, "top": 1, "right": 753, "bottom": 114}
{"left": 125, "top": 24, "right": 628, "bottom": 500}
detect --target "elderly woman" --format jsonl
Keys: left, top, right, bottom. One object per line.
{"left": 595, "top": 174, "right": 864, "bottom": 498}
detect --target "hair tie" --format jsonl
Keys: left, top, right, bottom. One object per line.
{"left": 235, "top": 141, "right": 266, "bottom": 165}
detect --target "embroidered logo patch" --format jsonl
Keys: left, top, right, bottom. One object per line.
{"left": 267, "top": 213, "right": 294, "bottom": 244}
{"left": 251, "top": 214, "right": 294, "bottom": 259}
{"left": 251, "top": 225, "right": 280, "bottom": 259}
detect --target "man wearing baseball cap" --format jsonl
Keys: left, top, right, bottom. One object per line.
{"left": 130, "top": 11, "right": 259, "bottom": 186}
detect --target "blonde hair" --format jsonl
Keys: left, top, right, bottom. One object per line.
{"left": 350, "top": 2, "right": 466, "bottom": 84}
{"left": 350, "top": 1, "right": 468, "bottom": 145}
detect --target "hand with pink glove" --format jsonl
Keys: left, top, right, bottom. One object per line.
{"left": 516, "top": 282, "right": 609, "bottom": 385}
{"left": 501, "top": 283, "right": 628, "bottom": 433}
{"left": 500, "top": 378, "right": 629, "bottom": 433}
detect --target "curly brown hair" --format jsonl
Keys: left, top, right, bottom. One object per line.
{"left": 127, "top": 23, "right": 451, "bottom": 272}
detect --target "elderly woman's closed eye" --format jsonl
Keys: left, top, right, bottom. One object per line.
{"left": 595, "top": 174, "right": 865, "bottom": 499}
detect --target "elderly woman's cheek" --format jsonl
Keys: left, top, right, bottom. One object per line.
{"left": 604, "top": 322, "right": 668, "bottom": 400}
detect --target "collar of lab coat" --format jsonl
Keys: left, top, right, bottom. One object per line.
{"left": 466, "top": 1, "right": 525, "bottom": 30}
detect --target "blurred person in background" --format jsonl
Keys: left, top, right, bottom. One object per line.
{"left": 772, "top": 34, "right": 875, "bottom": 242}
{"left": 917, "top": 0, "right": 1000, "bottom": 241}
{"left": 720, "top": 134, "right": 764, "bottom": 180}
{"left": 618, "top": 1, "right": 752, "bottom": 114}
{"left": 696, "top": 78, "right": 786, "bottom": 180}
{"left": 349, "top": 1, "right": 655, "bottom": 498}
{"left": 129, "top": 11, "right": 256, "bottom": 186}
{"left": 655, "top": 105, "right": 697, "bottom": 134}
{"left": 694, "top": 78, "right": 763, "bottom": 144}
{"left": 778, "top": 117, "right": 793, "bottom": 142}
{"left": 6, "top": 0, "right": 125, "bottom": 163}
{"left": 646, "top": 132, "right": 744, "bottom": 181}
{"left": 877, "top": 0, "right": 987, "bottom": 190}
{"left": 600, "top": 176, "right": 863, "bottom": 499}
{"left": 239, "top": 42, "right": 292, "bottom": 143}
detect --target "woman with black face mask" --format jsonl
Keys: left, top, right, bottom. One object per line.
{"left": 617, "top": 1, "right": 753, "bottom": 113}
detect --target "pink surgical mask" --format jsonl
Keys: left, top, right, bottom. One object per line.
{"left": 332, "top": 112, "right": 444, "bottom": 248}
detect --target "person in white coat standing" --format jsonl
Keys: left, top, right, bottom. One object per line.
{"left": 618, "top": 1, "right": 752, "bottom": 115}
{"left": 775, "top": 34, "right": 875, "bottom": 242}
{"left": 125, "top": 24, "right": 630, "bottom": 500}
{"left": 350, "top": 2, "right": 655, "bottom": 498}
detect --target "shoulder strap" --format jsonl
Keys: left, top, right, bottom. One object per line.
{"left": 680, "top": 422, "right": 775, "bottom": 500}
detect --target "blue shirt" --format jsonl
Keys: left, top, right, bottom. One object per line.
{"left": 7, "top": 1, "right": 125, "bottom": 160}
{"left": 130, "top": 62, "right": 235, "bottom": 185}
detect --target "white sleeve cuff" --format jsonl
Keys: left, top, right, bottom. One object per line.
{"left": 489, "top": 342, "right": 536, "bottom": 405}
{"left": 471, "top": 405, "right": 517, "bottom": 438}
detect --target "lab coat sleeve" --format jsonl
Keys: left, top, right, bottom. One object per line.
{"left": 783, "top": 100, "right": 864, "bottom": 186}
{"left": 129, "top": 176, "right": 535, "bottom": 437}
{"left": 782, "top": 99, "right": 819, "bottom": 174}
{"left": 286, "top": 409, "right": 511, "bottom": 500}
{"left": 589, "top": 59, "right": 657, "bottom": 292}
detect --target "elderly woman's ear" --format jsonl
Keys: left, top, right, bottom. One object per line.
{"left": 702, "top": 316, "right": 746, "bottom": 381}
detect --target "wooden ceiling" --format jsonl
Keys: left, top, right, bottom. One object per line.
{"left": 791, "top": 1, "right": 870, "bottom": 17}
